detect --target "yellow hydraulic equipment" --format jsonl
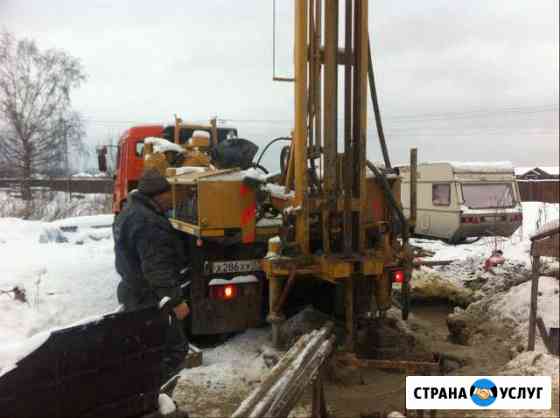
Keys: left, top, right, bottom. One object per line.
{"left": 262, "top": 0, "right": 414, "bottom": 350}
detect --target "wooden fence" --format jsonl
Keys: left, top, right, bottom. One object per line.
{"left": 517, "top": 180, "right": 560, "bottom": 203}
{"left": 0, "top": 178, "right": 113, "bottom": 195}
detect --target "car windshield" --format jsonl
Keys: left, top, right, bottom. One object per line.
{"left": 461, "top": 183, "right": 514, "bottom": 209}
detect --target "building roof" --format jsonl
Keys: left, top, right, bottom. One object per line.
{"left": 515, "top": 166, "right": 560, "bottom": 177}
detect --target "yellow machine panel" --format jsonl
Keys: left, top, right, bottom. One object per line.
{"left": 197, "top": 180, "right": 251, "bottom": 229}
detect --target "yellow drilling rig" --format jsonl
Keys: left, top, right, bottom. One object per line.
{"left": 135, "top": 0, "right": 417, "bottom": 352}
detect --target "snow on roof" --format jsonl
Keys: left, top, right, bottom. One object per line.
{"left": 515, "top": 166, "right": 559, "bottom": 176}
{"left": 242, "top": 167, "right": 267, "bottom": 182}
{"left": 447, "top": 161, "right": 513, "bottom": 173}
{"left": 145, "top": 137, "right": 185, "bottom": 154}
{"left": 192, "top": 130, "right": 211, "bottom": 139}
{"left": 403, "top": 161, "right": 514, "bottom": 174}
{"left": 174, "top": 166, "right": 207, "bottom": 176}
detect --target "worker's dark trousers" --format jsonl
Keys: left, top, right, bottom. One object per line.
{"left": 117, "top": 281, "right": 189, "bottom": 386}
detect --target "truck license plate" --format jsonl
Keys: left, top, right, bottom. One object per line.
{"left": 209, "top": 260, "right": 262, "bottom": 274}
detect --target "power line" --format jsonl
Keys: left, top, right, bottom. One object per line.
{"left": 80, "top": 104, "right": 558, "bottom": 127}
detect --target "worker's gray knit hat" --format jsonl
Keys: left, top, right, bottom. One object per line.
{"left": 138, "top": 169, "right": 171, "bottom": 196}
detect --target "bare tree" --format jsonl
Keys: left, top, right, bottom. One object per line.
{"left": 0, "top": 31, "right": 86, "bottom": 199}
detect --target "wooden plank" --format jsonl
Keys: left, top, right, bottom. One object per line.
{"left": 531, "top": 235, "right": 559, "bottom": 258}
{"left": 528, "top": 256, "right": 540, "bottom": 351}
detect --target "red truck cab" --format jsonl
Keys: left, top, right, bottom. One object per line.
{"left": 113, "top": 125, "right": 163, "bottom": 213}
{"left": 109, "top": 124, "right": 238, "bottom": 213}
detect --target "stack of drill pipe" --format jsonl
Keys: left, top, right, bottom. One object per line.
{"left": 232, "top": 322, "right": 335, "bottom": 418}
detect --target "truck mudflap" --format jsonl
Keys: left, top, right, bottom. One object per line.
{"left": 189, "top": 272, "right": 265, "bottom": 335}
{"left": 0, "top": 307, "right": 167, "bottom": 418}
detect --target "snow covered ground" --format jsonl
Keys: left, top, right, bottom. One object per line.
{"left": 0, "top": 196, "right": 558, "bottom": 415}
{"left": 410, "top": 201, "right": 559, "bottom": 300}
{"left": 0, "top": 213, "right": 119, "bottom": 374}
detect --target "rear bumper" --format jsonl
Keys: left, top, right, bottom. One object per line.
{"left": 455, "top": 220, "right": 521, "bottom": 240}
{"left": 189, "top": 277, "right": 265, "bottom": 335}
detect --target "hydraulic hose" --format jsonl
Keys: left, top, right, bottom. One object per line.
{"left": 255, "top": 136, "right": 292, "bottom": 168}
{"left": 367, "top": 160, "right": 411, "bottom": 320}
{"left": 368, "top": 37, "right": 391, "bottom": 169}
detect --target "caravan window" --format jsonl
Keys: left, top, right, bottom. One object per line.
{"left": 461, "top": 183, "right": 514, "bottom": 209}
{"left": 432, "top": 184, "right": 451, "bottom": 206}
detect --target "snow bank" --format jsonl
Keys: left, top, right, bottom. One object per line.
{"left": 489, "top": 276, "right": 559, "bottom": 331}
{"left": 499, "top": 351, "right": 560, "bottom": 418}
{"left": 50, "top": 214, "right": 114, "bottom": 229}
{"left": 145, "top": 137, "right": 185, "bottom": 154}
{"left": 177, "top": 329, "right": 270, "bottom": 402}
{"left": 0, "top": 216, "right": 120, "bottom": 349}
{"left": 412, "top": 202, "right": 559, "bottom": 274}
{"left": 410, "top": 267, "right": 474, "bottom": 305}
{"left": 0, "top": 330, "right": 51, "bottom": 378}
{"left": 158, "top": 394, "right": 177, "bottom": 415}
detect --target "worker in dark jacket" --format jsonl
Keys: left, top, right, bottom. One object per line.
{"left": 113, "top": 169, "right": 190, "bottom": 391}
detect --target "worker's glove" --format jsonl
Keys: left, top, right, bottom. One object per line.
{"left": 159, "top": 296, "right": 190, "bottom": 321}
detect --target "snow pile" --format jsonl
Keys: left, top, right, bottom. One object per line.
{"left": 410, "top": 267, "right": 474, "bottom": 305}
{"left": 176, "top": 329, "right": 271, "bottom": 410}
{"left": 413, "top": 202, "right": 559, "bottom": 277}
{"left": 192, "top": 130, "right": 211, "bottom": 139}
{"left": 489, "top": 276, "right": 559, "bottom": 334}
{"left": 72, "top": 172, "right": 108, "bottom": 178}
{"left": 499, "top": 351, "right": 560, "bottom": 418}
{"left": 39, "top": 226, "right": 68, "bottom": 243}
{"left": 502, "top": 351, "right": 559, "bottom": 378}
{"left": 145, "top": 137, "right": 185, "bottom": 154}
{"left": 50, "top": 214, "right": 114, "bottom": 229}
{"left": 0, "top": 330, "right": 51, "bottom": 378}
{"left": 158, "top": 394, "right": 177, "bottom": 415}
{"left": 0, "top": 215, "right": 120, "bottom": 351}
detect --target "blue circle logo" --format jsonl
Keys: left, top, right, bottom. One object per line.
{"left": 470, "top": 378, "right": 498, "bottom": 407}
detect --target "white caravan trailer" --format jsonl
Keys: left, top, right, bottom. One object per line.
{"left": 399, "top": 162, "right": 523, "bottom": 243}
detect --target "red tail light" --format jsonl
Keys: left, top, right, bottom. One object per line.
{"left": 461, "top": 216, "right": 481, "bottom": 224}
{"left": 209, "top": 284, "right": 238, "bottom": 300}
{"left": 393, "top": 270, "right": 405, "bottom": 283}
{"left": 511, "top": 213, "right": 523, "bottom": 222}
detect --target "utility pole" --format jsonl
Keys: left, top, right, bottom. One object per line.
{"left": 63, "top": 118, "right": 71, "bottom": 201}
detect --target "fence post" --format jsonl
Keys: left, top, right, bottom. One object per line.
{"left": 528, "top": 255, "right": 540, "bottom": 351}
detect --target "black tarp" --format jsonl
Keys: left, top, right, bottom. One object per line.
{"left": 0, "top": 307, "right": 167, "bottom": 418}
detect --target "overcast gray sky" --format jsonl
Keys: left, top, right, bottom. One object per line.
{"left": 1, "top": 0, "right": 558, "bottom": 170}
